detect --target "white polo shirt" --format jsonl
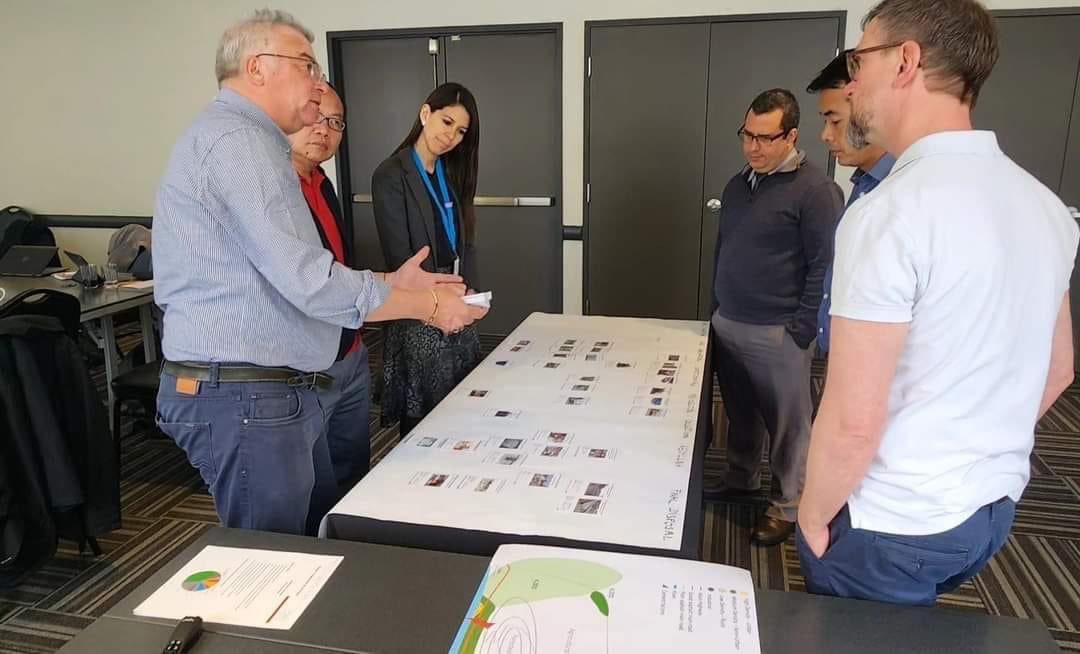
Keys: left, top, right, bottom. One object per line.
{"left": 831, "top": 131, "right": 1079, "bottom": 535}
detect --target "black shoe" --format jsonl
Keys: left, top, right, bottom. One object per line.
{"left": 703, "top": 484, "right": 762, "bottom": 503}
{"left": 751, "top": 515, "right": 795, "bottom": 546}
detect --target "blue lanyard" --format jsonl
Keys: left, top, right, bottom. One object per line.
{"left": 411, "top": 149, "right": 457, "bottom": 253}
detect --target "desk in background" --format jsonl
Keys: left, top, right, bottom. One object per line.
{"left": 0, "top": 275, "right": 156, "bottom": 422}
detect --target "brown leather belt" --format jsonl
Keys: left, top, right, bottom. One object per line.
{"left": 162, "top": 361, "right": 333, "bottom": 390}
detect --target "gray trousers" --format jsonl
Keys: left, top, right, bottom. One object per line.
{"left": 711, "top": 311, "right": 814, "bottom": 522}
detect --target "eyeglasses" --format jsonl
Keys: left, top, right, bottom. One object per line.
{"left": 845, "top": 42, "right": 905, "bottom": 80}
{"left": 314, "top": 112, "right": 345, "bottom": 132}
{"left": 737, "top": 127, "right": 790, "bottom": 146}
{"left": 254, "top": 53, "right": 322, "bottom": 81}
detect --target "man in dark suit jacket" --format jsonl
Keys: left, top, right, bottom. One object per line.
{"left": 286, "top": 85, "right": 372, "bottom": 522}
{"left": 708, "top": 89, "right": 844, "bottom": 547}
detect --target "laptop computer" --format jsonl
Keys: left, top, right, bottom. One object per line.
{"left": 0, "top": 245, "right": 61, "bottom": 277}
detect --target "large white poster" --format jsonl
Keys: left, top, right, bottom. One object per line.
{"left": 448, "top": 544, "right": 760, "bottom": 654}
{"left": 323, "top": 313, "right": 708, "bottom": 551}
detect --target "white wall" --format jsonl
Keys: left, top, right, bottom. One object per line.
{"left": 2, "top": 1, "right": 1069, "bottom": 293}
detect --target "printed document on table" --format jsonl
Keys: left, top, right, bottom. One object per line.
{"left": 133, "top": 545, "right": 342, "bottom": 630}
{"left": 449, "top": 544, "right": 760, "bottom": 654}
{"left": 324, "top": 312, "right": 709, "bottom": 551}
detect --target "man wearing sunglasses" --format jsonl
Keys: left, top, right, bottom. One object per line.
{"left": 798, "top": 0, "right": 1079, "bottom": 605}
{"left": 708, "top": 89, "right": 843, "bottom": 547}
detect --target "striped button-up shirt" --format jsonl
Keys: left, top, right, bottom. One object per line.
{"left": 153, "top": 89, "right": 390, "bottom": 372}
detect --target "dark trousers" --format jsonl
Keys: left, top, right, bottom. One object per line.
{"left": 797, "top": 498, "right": 1016, "bottom": 606}
{"left": 156, "top": 368, "right": 336, "bottom": 536}
{"left": 318, "top": 345, "right": 372, "bottom": 490}
{"left": 711, "top": 311, "right": 814, "bottom": 521}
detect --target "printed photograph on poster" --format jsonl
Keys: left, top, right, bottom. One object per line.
{"left": 524, "top": 472, "right": 559, "bottom": 488}
{"left": 667, "top": 354, "right": 681, "bottom": 362}
{"left": 425, "top": 474, "right": 449, "bottom": 487}
{"left": 584, "top": 353, "right": 602, "bottom": 362}
{"left": 566, "top": 479, "right": 613, "bottom": 499}
{"left": 468, "top": 389, "right": 489, "bottom": 398}
{"left": 553, "top": 353, "right": 570, "bottom": 359}
{"left": 606, "top": 361, "right": 636, "bottom": 369}
{"left": 485, "top": 409, "right": 521, "bottom": 419}
{"left": 562, "top": 339, "right": 578, "bottom": 346}
{"left": 473, "top": 477, "right": 509, "bottom": 493}
{"left": 556, "top": 495, "right": 608, "bottom": 515}
{"left": 415, "top": 436, "right": 439, "bottom": 448}
{"left": 576, "top": 375, "right": 599, "bottom": 383}
{"left": 593, "top": 340, "right": 612, "bottom": 348}
{"left": 562, "top": 396, "right": 590, "bottom": 407}
{"left": 539, "top": 445, "right": 566, "bottom": 458}
{"left": 561, "top": 382, "right": 594, "bottom": 393}
{"left": 637, "top": 385, "right": 670, "bottom": 396}
{"left": 630, "top": 407, "right": 669, "bottom": 418}
{"left": 634, "top": 395, "right": 669, "bottom": 407}
{"left": 537, "top": 361, "right": 562, "bottom": 369}
{"left": 449, "top": 439, "right": 481, "bottom": 453}
{"left": 493, "top": 359, "right": 511, "bottom": 368}
{"left": 542, "top": 430, "right": 572, "bottom": 444}
{"left": 576, "top": 447, "right": 617, "bottom": 461}
{"left": 498, "top": 437, "right": 525, "bottom": 450}
{"left": 486, "top": 452, "right": 526, "bottom": 466}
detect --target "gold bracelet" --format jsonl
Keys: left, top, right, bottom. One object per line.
{"left": 426, "top": 288, "right": 439, "bottom": 325}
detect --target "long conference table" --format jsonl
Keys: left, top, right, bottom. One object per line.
{"left": 322, "top": 312, "right": 712, "bottom": 559}
{"left": 57, "top": 527, "right": 1061, "bottom": 654}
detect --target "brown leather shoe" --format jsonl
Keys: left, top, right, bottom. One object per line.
{"left": 752, "top": 515, "right": 795, "bottom": 546}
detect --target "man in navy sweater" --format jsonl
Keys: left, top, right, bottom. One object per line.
{"left": 708, "top": 89, "right": 844, "bottom": 546}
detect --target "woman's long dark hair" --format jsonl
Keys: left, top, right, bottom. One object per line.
{"left": 394, "top": 83, "right": 480, "bottom": 244}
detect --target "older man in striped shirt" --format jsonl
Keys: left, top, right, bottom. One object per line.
{"left": 153, "top": 10, "right": 485, "bottom": 535}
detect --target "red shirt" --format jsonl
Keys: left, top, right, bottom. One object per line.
{"left": 299, "top": 166, "right": 362, "bottom": 355}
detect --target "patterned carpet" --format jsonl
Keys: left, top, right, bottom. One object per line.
{"left": 1, "top": 328, "right": 1079, "bottom": 652}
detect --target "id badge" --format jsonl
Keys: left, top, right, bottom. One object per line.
{"left": 453, "top": 258, "right": 460, "bottom": 276}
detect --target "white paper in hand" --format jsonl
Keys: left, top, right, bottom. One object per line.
{"left": 463, "top": 291, "right": 492, "bottom": 308}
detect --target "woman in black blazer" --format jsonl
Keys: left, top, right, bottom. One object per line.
{"left": 372, "top": 83, "right": 482, "bottom": 434}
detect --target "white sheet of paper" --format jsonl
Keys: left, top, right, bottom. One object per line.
{"left": 463, "top": 291, "right": 492, "bottom": 307}
{"left": 119, "top": 280, "right": 154, "bottom": 290}
{"left": 133, "top": 545, "right": 342, "bottom": 630}
{"left": 448, "top": 544, "right": 760, "bottom": 654}
{"left": 323, "top": 312, "right": 708, "bottom": 551}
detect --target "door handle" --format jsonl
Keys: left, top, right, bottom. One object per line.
{"left": 706, "top": 198, "right": 722, "bottom": 213}
{"left": 352, "top": 194, "right": 555, "bottom": 207}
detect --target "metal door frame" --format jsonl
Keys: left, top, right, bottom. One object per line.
{"left": 327, "top": 23, "right": 564, "bottom": 255}
{"left": 582, "top": 11, "right": 846, "bottom": 315}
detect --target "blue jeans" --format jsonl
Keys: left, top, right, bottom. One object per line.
{"left": 318, "top": 345, "right": 372, "bottom": 489}
{"left": 156, "top": 368, "right": 336, "bottom": 536}
{"left": 797, "top": 498, "right": 1015, "bottom": 606}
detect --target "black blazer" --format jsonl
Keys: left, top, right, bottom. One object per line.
{"left": 371, "top": 148, "right": 478, "bottom": 287}
{"left": 304, "top": 165, "right": 358, "bottom": 360}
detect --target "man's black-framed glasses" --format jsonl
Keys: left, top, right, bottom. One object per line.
{"left": 315, "top": 113, "right": 345, "bottom": 132}
{"left": 254, "top": 53, "right": 322, "bottom": 80}
{"left": 846, "top": 42, "right": 905, "bottom": 80}
{"left": 737, "top": 126, "right": 790, "bottom": 146}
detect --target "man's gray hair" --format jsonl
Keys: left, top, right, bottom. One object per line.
{"left": 215, "top": 9, "right": 314, "bottom": 85}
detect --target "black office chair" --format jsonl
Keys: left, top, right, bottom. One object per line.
{"left": 110, "top": 361, "right": 161, "bottom": 466}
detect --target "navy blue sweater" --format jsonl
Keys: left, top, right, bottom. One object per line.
{"left": 712, "top": 159, "right": 843, "bottom": 349}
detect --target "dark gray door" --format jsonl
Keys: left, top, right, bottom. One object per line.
{"left": 585, "top": 15, "right": 843, "bottom": 321}
{"left": 698, "top": 17, "right": 842, "bottom": 320}
{"left": 339, "top": 37, "right": 435, "bottom": 272}
{"left": 334, "top": 27, "right": 562, "bottom": 336}
{"left": 1063, "top": 61, "right": 1080, "bottom": 208}
{"left": 444, "top": 31, "right": 562, "bottom": 334}
{"left": 586, "top": 23, "right": 710, "bottom": 319}
{"left": 974, "top": 14, "right": 1080, "bottom": 193}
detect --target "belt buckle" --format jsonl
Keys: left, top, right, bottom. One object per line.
{"left": 286, "top": 373, "right": 314, "bottom": 389}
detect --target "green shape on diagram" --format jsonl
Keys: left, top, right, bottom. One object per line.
{"left": 590, "top": 591, "right": 609, "bottom": 616}
{"left": 485, "top": 558, "right": 621, "bottom": 608}
{"left": 455, "top": 559, "right": 622, "bottom": 654}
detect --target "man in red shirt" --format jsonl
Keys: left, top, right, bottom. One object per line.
{"left": 288, "top": 84, "right": 371, "bottom": 499}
